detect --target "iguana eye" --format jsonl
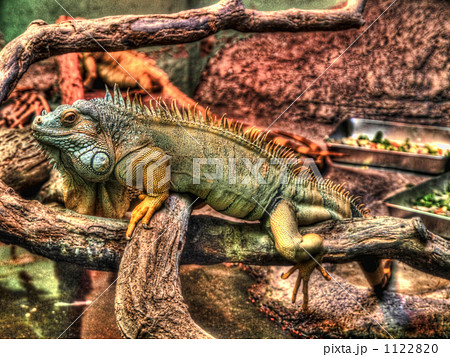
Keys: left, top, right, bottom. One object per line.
{"left": 61, "top": 110, "right": 79, "bottom": 126}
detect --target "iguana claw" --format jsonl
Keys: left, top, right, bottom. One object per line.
{"left": 126, "top": 193, "right": 169, "bottom": 239}
{"left": 269, "top": 201, "right": 332, "bottom": 311}
{"left": 281, "top": 253, "right": 331, "bottom": 312}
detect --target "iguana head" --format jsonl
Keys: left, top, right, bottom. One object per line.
{"left": 32, "top": 100, "right": 115, "bottom": 182}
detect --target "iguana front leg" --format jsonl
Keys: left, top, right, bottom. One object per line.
{"left": 115, "top": 146, "right": 171, "bottom": 239}
{"left": 269, "top": 200, "right": 331, "bottom": 311}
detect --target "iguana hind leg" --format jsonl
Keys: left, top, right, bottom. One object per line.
{"left": 270, "top": 200, "right": 331, "bottom": 311}
{"left": 359, "top": 258, "right": 393, "bottom": 296}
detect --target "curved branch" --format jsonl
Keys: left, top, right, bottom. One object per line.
{"left": 0, "top": 179, "right": 448, "bottom": 280}
{"left": 115, "top": 194, "right": 213, "bottom": 339}
{"left": 0, "top": 0, "right": 367, "bottom": 104}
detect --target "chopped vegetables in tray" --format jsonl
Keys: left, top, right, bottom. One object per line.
{"left": 328, "top": 131, "right": 450, "bottom": 156}
{"left": 413, "top": 182, "right": 450, "bottom": 217}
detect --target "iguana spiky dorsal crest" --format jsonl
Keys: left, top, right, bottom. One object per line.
{"left": 100, "top": 85, "right": 368, "bottom": 216}
{"left": 102, "top": 84, "right": 301, "bottom": 166}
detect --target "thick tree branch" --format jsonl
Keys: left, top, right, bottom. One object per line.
{"left": 115, "top": 195, "right": 212, "bottom": 339}
{"left": 0, "top": 179, "right": 448, "bottom": 280}
{"left": 0, "top": 0, "right": 367, "bottom": 104}
{"left": 0, "top": 128, "right": 51, "bottom": 192}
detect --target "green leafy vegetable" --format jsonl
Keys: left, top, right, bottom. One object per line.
{"left": 413, "top": 184, "right": 450, "bottom": 217}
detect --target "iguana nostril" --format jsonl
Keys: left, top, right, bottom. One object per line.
{"left": 35, "top": 116, "right": 43, "bottom": 125}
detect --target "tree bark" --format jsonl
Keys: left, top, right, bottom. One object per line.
{"left": 115, "top": 194, "right": 212, "bottom": 338}
{"left": 0, "top": 127, "right": 51, "bottom": 193}
{"left": 0, "top": 179, "right": 448, "bottom": 280}
{"left": 0, "top": 0, "right": 368, "bottom": 104}
{"left": 55, "top": 54, "right": 84, "bottom": 105}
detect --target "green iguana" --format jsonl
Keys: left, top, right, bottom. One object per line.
{"left": 31, "top": 85, "right": 391, "bottom": 311}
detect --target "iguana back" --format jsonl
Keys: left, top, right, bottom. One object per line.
{"left": 88, "top": 88, "right": 367, "bottom": 224}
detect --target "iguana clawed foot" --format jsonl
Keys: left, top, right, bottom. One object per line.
{"left": 126, "top": 193, "right": 169, "bottom": 238}
{"left": 269, "top": 201, "right": 333, "bottom": 311}
{"left": 281, "top": 251, "right": 331, "bottom": 312}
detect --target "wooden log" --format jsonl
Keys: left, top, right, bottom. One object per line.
{"left": 115, "top": 194, "right": 212, "bottom": 338}
{"left": 0, "top": 127, "right": 51, "bottom": 193}
{"left": 0, "top": 0, "right": 368, "bottom": 104}
{"left": 0, "top": 179, "right": 448, "bottom": 280}
{"left": 54, "top": 53, "right": 84, "bottom": 105}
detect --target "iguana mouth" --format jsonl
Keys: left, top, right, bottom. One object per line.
{"left": 32, "top": 126, "right": 73, "bottom": 138}
{"left": 32, "top": 126, "right": 101, "bottom": 140}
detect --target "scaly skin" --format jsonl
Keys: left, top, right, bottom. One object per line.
{"left": 31, "top": 85, "right": 389, "bottom": 311}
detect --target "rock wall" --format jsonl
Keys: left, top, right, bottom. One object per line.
{"left": 196, "top": 0, "right": 449, "bottom": 133}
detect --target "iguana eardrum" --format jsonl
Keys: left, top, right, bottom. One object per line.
{"left": 31, "top": 85, "right": 391, "bottom": 311}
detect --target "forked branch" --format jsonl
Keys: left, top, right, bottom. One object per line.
{"left": 0, "top": 0, "right": 368, "bottom": 104}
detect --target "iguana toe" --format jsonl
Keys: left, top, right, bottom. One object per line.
{"left": 281, "top": 232, "right": 331, "bottom": 311}
{"left": 281, "top": 253, "right": 331, "bottom": 311}
{"left": 126, "top": 193, "right": 169, "bottom": 238}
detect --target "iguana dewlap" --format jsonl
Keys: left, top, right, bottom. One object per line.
{"left": 31, "top": 85, "right": 390, "bottom": 311}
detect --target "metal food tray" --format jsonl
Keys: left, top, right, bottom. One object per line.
{"left": 325, "top": 118, "right": 450, "bottom": 174}
{"left": 384, "top": 171, "right": 450, "bottom": 238}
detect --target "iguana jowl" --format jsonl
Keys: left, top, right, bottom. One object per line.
{"left": 31, "top": 85, "right": 391, "bottom": 311}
